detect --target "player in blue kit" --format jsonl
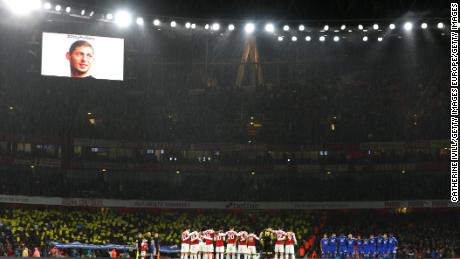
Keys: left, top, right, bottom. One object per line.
{"left": 347, "top": 234, "right": 356, "bottom": 258}
{"left": 321, "top": 234, "right": 329, "bottom": 258}
{"left": 356, "top": 235, "right": 364, "bottom": 259}
{"left": 376, "top": 234, "right": 384, "bottom": 258}
{"left": 368, "top": 234, "right": 376, "bottom": 258}
{"left": 328, "top": 233, "right": 338, "bottom": 258}
{"left": 363, "top": 237, "right": 370, "bottom": 259}
{"left": 383, "top": 234, "right": 389, "bottom": 259}
{"left": 388, "top": 234, "right": 398, "bottom": 259}
{"left": 338, "top": 233, "right": 348, "bottom": 258}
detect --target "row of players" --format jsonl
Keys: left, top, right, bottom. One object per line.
{"left": 180, "top": 228, "right": 297, "bottom": 259}
{"left": 320, "top": 233, "right": 398, "bottom": 259}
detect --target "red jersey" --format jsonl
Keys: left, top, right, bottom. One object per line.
{"left": 247, "top": 234, "right": 259, "bottom": 246}
{"left": 182, "top": 231, "right": 191, "bottom": 244}
{"left": 204, "top": 230, "right": 214, "bottom": 245}
{"left": 226, "top": 230, "right": 238, "bottom": 244}
{"left": 275, "top": 230, "right": 286, "bottom": 245}
{"left": 191, "top": 232, "right": 200, "bottom": 245}
{"left": 285, "top": 232, "right": 296, "bottom": 245}
{"left": 215, "top": 233, "right": 225, "bottom": 247}
{"left": 238, "top": 231, "right": 248, "bottom": 245}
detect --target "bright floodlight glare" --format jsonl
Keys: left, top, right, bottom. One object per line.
{"left": 305, "top": 36, "right": 311, "bottom": 41}
{"left": 373, "top": 24, "right": 379, "bottom": 30}
{"left": 404, "top": 22, "right": 413, "bottom": 31}
{"left": 244, "top": 23, "right": 255, "bottom": 34}
{"left": 378, "top": 37, "right": 383, "bottom": 42}
{"left": 341, "top": 24, "right": 346, "bottom": 30}
{"left": 43, "top": 2, "right": 51, "bottom": 10}
{"left": 89, "top": 11, "right": 94, "bottom": 16}
{"left": 65, "top": 6, "right": 71, "bottom": 13}
{"left": 212, "top": 23, "right": 220, "bottom": 31}
{"left": 389, "top": 23, "right": 396, "bottom": 30}
{"left": 299, "top": 25, "right": 305, "bottom": 31}
{"left": 185, "top": 22, "right": 191, "bottom": 29}
{"left": 265, "top": 23, "right": 275, "bottom": 33}
{"left": 323, "top": 25, "right": 329, "bottom": 31}
{"left": 291, "top": 36, "right": 297, "bottom": 42}
{"left": 333, "top": 36, "right": 340, "bottom": 42}
{"left": 362, "top": 36, "right": 368, "bottom": 42}
{"left": 153, "top": 19, "right": 160, "bottom": 26}
{"left": 421, "top": 23, "right": 428, "bottom": 29}
{"left": 283, "top": 25, "right": 289, "bottom": 31}
{"left": 437, "top": 22, "right": 444, "bottom": 29}
{"left": 106, "top": 13, "right": 113, "bottom": 20}
{"left": 228, "top": 24, "right": 234, "bottom": 30}
{"left": 136, "top": 17, "right": 144, "bottom": 26}
{"left": 170, "top": 21, "right": 177, "bottom": 27}
{"left": 319, "top": 36, "right": 325, "bottom": 42}
{"left": 55, "top": 5, "right": 61, "bottom": 11}
{"left": 115, "top": 10, "right": 132, "bottom": 27}
{"left": 204, "top": 24, "right": 209, "bottom": 30}
{"left": 5, "top": 0, "right": 42, "bottom": 14}
{"left": 277, "top": 36, "right": 283, "bottom": 42}
{"left": 81, "top": 9, "right": 85, "bottom": 15}
{"left": 358, "top": 24, "right": 363, "bottom": 30}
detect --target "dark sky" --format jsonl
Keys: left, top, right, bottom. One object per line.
{"left": 68, "top": 0, "right": 449, "bottom": 21}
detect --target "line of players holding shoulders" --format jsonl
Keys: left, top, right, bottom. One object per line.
{"left": 180, "top": 228, "right": 297, "bottom": 259}
{"left": 320, "top": 233, "right": 398, "bottom": 259}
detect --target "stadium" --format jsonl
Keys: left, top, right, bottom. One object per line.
{"left": 0, "top": 0, "right": 457, "bottom": 258}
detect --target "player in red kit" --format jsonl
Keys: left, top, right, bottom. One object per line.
{"left": 190, "top": 230, "right": 201, "bottom": 259}
{"left": 237, "top": 231, "right": 249, "bottom": 259}
{"left": 284, "top": 231, "right": 297, "bottom": 259}
{"left": 203, "top": 229, "right": 215, "bottom": 259}
{"left": 226, "top": 228, "right": 238, "bottom": 259}
{"left": 181, "top": 229, "right": 191, "bottom": 259}
{"left": 247, "top": 232, "right": 260, "bottom": 259}
{"left": 215, "top": 230, "right": 226, "bottom": 259}
{"left": 272, "top": 229, "right": 286, "bottom": 259}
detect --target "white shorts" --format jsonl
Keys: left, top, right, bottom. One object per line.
{"left": 285, "top": 245, "right": 294, "bottom": 254}
{"left": 238, "top": 245, "right": 248, "bottom": 254}
{"left": 275, "top": 244, "right": 284, "bottom": 253}
{"left": 206, "top": 244, "right": 214, "bottom": 253}
{"left": 226, "top": 244, "right": 236, "bottom": 253}
{"left": 190, "top": 244, "right": 199, "bottom": 254}
{"left": 181, "top": 244, "right": 190, "bottom": 253}
{"left": 216, "top": 246, "right": 225, "bottom": 253}
{"left": 248, "top": 246, "right": 257, "bottom": 255}
{"left": 199, "top": 242, "right": 206, "bottom": 252}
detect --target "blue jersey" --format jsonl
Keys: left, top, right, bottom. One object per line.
{"left": 383, "top": 238, "right": 389, "bottom": 253}
{"left": 338, "top": 236, "right": 347, "bottom": 252}
{"left": 388, "top": 237, "right": 398, "bottom": 253}
{"left": 369, "top": 238, "right": 376, "bottom": 253}
{"left": 363, "top": 239, "right": 370, "bottom": 254}
{"left": 321, "top": 238, "right": 329, "bottom": 253}
{"left": 328, "top": 237, "right": 337, "bottom": 252}
{"left": 377, "top": 237, "right": 384, "bottom": 253}
{"left": 347, "top": 238, "right": 356, "bottom": 254}
{"left": 357, "top": 239, "right": 364, "bottom": 253}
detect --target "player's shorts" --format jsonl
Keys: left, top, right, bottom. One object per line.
{"left": 215, "top": 246, "right": 225, "bottom": 253}
{"left": 285, "top": 245, "right": 294, "bottom": 254}
{"left": 141, "top": 251, "right": 146, "bottom": 257}
{"left": 248, "top": 246, "right": 257, "bottom": 255}
{"left": 199, "top": 242, "right": 206, "bottom": 252}
{"left": 206, "top": 244, "right": 214, "bottom": 253}
{"left": 377, "top": 249, "right": 384, "bottom": 255}
{"left": 181, "top": 244, "right": 190, "bottom": 253}
{"left": 274, "top": 244, "right": 284, "bottom": 253}
{"left": 238, "top": 245, "right": 248, "bottom": 254}
{"left": 347, "top": 249, "right": 355, "bottom": 255}
{"left": 190, "top": 245, "right": 199, "bottom": 254}
{"left": 226, "top": 244, "right": 236, "bottom": 253}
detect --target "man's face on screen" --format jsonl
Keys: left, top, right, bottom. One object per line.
{"left": 67, "top": 45, "right": 94, "bottom": 77}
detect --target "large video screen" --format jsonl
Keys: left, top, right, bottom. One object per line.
{"left": 41, "top": 32, "right": 124, "bottom": 81}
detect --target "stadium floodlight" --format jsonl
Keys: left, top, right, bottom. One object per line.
{"left": 191, "top": 23, "right": 196, "bottom": 29}
{"left": 283, "top": 25, "right": 289, "bottom": 31}
{"left": 114, "top": 10, "right": 132, "bottom": 27}
{"left": 389, "top": 23, "right": 396, "bottom": 30}
{"left": 265, "top": 23, "right": 275, "bottom": 33}
{"left": 299, "top": 24, "right": 305, "bottom": 31}
{"left": 65, "top": 6, "right": 70, "bottom": 13}
{"left": 305, "top": 36, "right": 311, "bottom": 41}
{"left": 358, "top": 24, "right": 363, "bottom": 30}
{"left": 378, "top": 37, "right": 383, "bottom": 42}
{"left": 136, "top": 17, "right": 144, "bottom": 26}
{"left": 291, "top": 36, "right": 297, "bottom": 42}
{"left": 277, "top": 36, "right": 283, "bottom": 42}
{"left": 212, "top": 23, "right": 220, "bottom": 31}
{"left": 170, "top": 21, "right": 177, "bottom": 27}
{"left": 204, "top": 24, "right": 210, "bottom": 30}
{"left": 55, "top": 4, "right": 62, "bottom": 12}
{"left": 89, "top": 11, "right": 94, "bottom": 17}
{"left": 4, "top": 0, "right": 42, "bottom": 15}
{"left": 319, "top": 36, "right": 325, "bottom": 42}
{"left": 421, "top": 23, "right": 428, "bottom": 29}
{"left": 80, "top": 9, "right": 85, "bottom": 15}
{"left": 333, "top": 35, "right": 340, "bottom": 42}
{"left": 437, "top": 22, "right": 444, "bottom": 29}
{"left": 244, "top": 23, "right": 255, "bottom": 34}
{"left": 323, "top": 25, "right": 329, "bottom": 31}
{"left": 185, "top": 22, "right": 191, "bottom": 29}
{"left": 153, "top": 19, "right": 160, "bottom": 26}
{"left": 228, "top": 24, "right": 235, "bottom": 30}
{"left": 404, "top": 22, "right": 413, "bottom": 31}
{"left": 362, "top": 36, "right": 368, "bottom": 41}
{"left": 106, "top": 13, "right": 113, "bottom": 20}
{"left": 373, "top": 24, "right": 379, "bottom": 30}
{"left": 43, "top": 2, "right": 51, "bottom": 10}
{"left": 340, "top": 24, "right": 346, "bottom": 30}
